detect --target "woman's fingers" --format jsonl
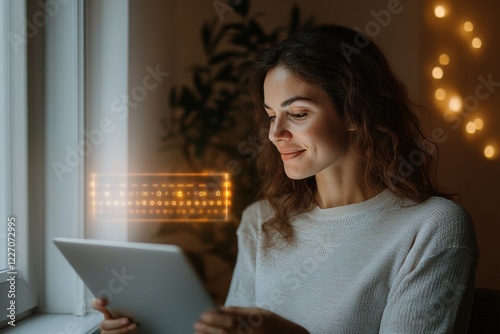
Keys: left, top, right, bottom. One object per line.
{"left": 100, "top": 318, "right": 137, "bottom": 334}
{"left": 199, "top": 310, "right": 235, "bottom": 328}
{"left": 194, "top": 309, "right": 236, "bottom": 334}
{"left": 193, "top": 320, "right": 229, "bottom": 334}
{"left": 90, "top": 299, "right": 137, "bottom": 333}
{"left": 91, "top": 298, "right": 115, "bottom": 320}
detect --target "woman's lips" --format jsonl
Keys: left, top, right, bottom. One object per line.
{"left": 280, "top": 150, "right": 305, "bottom": 161}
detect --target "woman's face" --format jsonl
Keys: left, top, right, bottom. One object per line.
{"left": 263, "top": 66, "right": 352, "bottom": 180}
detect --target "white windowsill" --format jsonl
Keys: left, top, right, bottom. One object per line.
{"left": 0, "top": 313, "right": 103, "bottom": 334}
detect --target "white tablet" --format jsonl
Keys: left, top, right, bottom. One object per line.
{"left": 53, "top": 237, "right": 217, "bottom": 334}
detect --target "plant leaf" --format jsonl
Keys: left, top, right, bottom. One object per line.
{"left": 201, "top": 22, "right": 211, "bottom": 54}
{"left": 215, "top": 63, "right": 237, "bottom": 82}
{"left": 209, "top": 51, "right": 246, "bottom": 65}
{"left": 229, "top": 32, "right": 250, "bottom": 47}
{"left": 194, "top": 70, "right": 214, "bottom": 101}
{"left": 179, "top": 87, "right": 200, "bottom": 112}
{"left": 248, "top": 19, "right": 266, "bottom": 43}
{"left": 229, "top": 0, "right": 249, "bottom": 18}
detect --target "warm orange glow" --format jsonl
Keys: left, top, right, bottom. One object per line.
{"left": 472, "top": 37, "right": 482, "bottom": 48}
{"left": 435, "top": 88, "right": 446, "bottom": 100}
{"left": 439, "top": 53, "right": 450, "bottom": 65}
{"left": 432, "top": 67, "right": 444, "bottom": 79}
{"left": 474, "top": 118, "right": 484, "bottom": 130}
{"left": 434, "top": 5, "right": 446, "bottom": 18}
{"left": 484, "top": 145, "right": 495, "bottom": 159}
{"left": 465, "top": 122, "right": 476, "bottom": 134}
{"left": 90, "top": 173, "right": 231, "bottom": 222}
{"left": 464, "top": 21, "right": 474, "bottom": 32}
{"left": 448, "top": 96, "right": 462, "bottom": 112}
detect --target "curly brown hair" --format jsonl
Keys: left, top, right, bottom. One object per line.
{"left": 248, "top": 24, "right": 447, "bottom": 245}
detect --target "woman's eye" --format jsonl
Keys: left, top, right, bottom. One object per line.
{"left": 291, "top": 113, "right": 308, "bottom": 119}
{"left": 268, "top": 116, "right": 276, "bottom": 122}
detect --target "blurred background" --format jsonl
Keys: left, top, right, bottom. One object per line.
{"left": 89, "top": 0, "right": 498, "bottom": 302}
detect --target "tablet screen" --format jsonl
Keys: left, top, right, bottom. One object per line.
{"left": 54, "top": 237, "right": 216, "bottom": 333}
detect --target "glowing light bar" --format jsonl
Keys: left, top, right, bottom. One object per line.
{"left": 90, "top": 173, "right": 231, "bottom": 222}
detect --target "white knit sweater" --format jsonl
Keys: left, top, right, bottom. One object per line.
{"left": 225, "top": 189, "right": 478, "bottom": 334}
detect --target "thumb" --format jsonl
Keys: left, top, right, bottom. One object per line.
{"left": 91, "top": 298, "right": 115, "bottom": 320}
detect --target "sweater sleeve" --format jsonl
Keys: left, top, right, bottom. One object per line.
{"left": 224, "top": 203, "right": 260, "bottom": 307}
{"left": 379, "top": 201, "right": 478, "bottom": 334}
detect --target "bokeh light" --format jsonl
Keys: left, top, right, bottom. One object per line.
{"left": 474, "top": 118, "right": 484, "bottom": 130}
{"left": 434, "top": 5, "right": 446, "bottom": 18}
{"left": 465, "top": 122, "right": 476, "bottom": 134}
{"left": 432, "top": 67, "right": 444, "bottom": 79}
{"left": 484, "top": 145, "right": 495, "bottom": 159}
{"left": 448, "top": 96, "right": 462, "bottom": 112}
{"left": 439, "top": 53, "right": 450, "bottom": 65}
{"left": 472, "top": 37, "right": 482, "bottom": 48}
{"left": 464, "top": 21, "right": 474, "bottom": 32}
{"left": 435, "top": 88, "right": 446, "bottom": 100}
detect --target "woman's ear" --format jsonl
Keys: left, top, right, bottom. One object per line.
{"left": 347, "top": 123, "right": 356, "bottom": 131}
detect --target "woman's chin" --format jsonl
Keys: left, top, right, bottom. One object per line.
{"left": 284, "top": 169, "right": 313, "bottom": 180}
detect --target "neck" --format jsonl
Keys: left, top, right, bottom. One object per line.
{"left": 314, "top": 158, "right": 381, "bottom": 209}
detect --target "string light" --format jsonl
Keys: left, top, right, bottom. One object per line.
{"left": 435, "top": 88, "right": 446, "bottom": 100}
{"left": 466, "top": 119, "right": 484, "bottom": 134}
{"left": 432, "top": 66, "right": 444, "bottom": 79}
{"left": 434, "top": 5, "right": 446, "bottom": 18}
{"left": 472, "top": 37, "right": 482, "bottom": 48}
{"left": 484, "top": 145, "right": 495, "bottom": 159}
{"left": 439, "top": 53, "right": 450, "bottom": 65}
{"left": 465, "top": 122, "right": 476, "bottom": 134}
{"left": 474, "top": 118, "right": 484, "bottom": 130}
{"left": 448, "top": 96, "right": 462, "bottom": 112}
{"left": 464, "top": 21, "right": 474, "bottom": 32}
{"left": 432, "top": 4, "right": 496, "bottom": 159}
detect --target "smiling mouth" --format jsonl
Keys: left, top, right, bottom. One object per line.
{"left": 280, "top": 150, "right": 305, "bottom": 161}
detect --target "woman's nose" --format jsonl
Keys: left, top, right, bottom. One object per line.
{"left": 269, "top": 118, "right": 291, "bottom": 143}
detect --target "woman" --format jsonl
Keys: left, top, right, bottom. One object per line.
{"left": 94, "top": 24, "right": 478, "bottom": 334}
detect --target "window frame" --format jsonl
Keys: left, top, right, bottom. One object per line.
{"left": 2, "top": 0, "right": 130, "bottom": 330}
{"left": 0, "top": 0, "right": 37, "bottom": 329}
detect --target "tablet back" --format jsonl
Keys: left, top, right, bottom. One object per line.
{"left": 53, "top": 237, "right": 216, "bottom": 334}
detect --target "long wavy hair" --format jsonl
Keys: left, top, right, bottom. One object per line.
{"left": 248, "top": 24, "right": 448, "bottom": 245}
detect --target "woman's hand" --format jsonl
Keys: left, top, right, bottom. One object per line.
{"left": 194, "top": 306, "right": 309, "bottom": 334}
{"left": 91, "top": 298, "right": 138, "bottom": 334}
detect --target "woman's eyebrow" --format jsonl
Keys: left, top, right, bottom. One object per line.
{"left": 263, "top": 96, "right": 313, "bottom": 110}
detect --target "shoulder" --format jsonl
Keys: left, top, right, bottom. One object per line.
{"left": 241, "top": 199, "right": 273, "bottom": 222}
{"left": 410, "top": 196, "right": 469, "bottom": 219}
{"left": 400, "top": 196, "right": 477, "bottom": 252}
{"left": 237, "top": 199, "right": 273, "bottom": 233}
